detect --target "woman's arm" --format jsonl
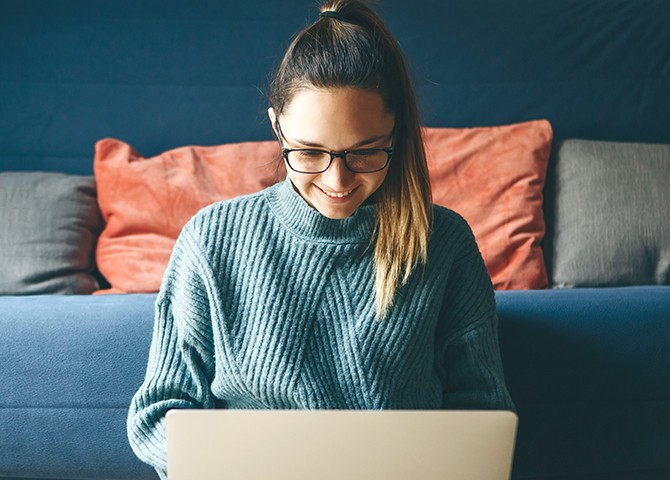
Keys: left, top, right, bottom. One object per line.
{"left": 127, "top": 225, "right": 217, "bottom": 479}
{"left": 435, "top": 219, "right": 516, "bottom": 411}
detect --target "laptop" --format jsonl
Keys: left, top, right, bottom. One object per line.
{"left": 167, "top": 409, "right": 518, "bottom": 480}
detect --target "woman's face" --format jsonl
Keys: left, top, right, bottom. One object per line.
{"left": 269, "top": 87, "right": 395, "bottom": 219}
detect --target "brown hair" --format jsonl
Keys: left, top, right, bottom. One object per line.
{"left": 268, "top": 0, "right": 433, "bottom": 318}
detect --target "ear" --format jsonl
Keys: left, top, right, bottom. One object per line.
{"left": 268, "top": 107, "right": 278, "bottom": 137}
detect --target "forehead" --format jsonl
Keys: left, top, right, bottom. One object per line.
{"left": 280, "top": 87, "right": 395, "bottom": 147}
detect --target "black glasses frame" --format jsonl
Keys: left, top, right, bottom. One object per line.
{"left": 274, "top": 120, "right": 394, "bottom": 174}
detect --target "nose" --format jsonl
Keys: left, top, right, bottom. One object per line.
{"left": 321, "top": 155, "right": 354, "bottom": 190}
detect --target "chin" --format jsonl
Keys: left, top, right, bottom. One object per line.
{"left": 318, "top": 207, "right": 356, "bottom": 219}
{"left": 315, "top": 202, "right": 359, "bottom": 219}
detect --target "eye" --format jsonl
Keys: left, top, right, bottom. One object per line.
{"left": 347, "top": 150, "right": 387, "bottom": 163}
{"left": 296, "top": 150, "right": 325, "bottom": 159}
{"left": 350, "top": 149, "right": 378, "bottom": 157}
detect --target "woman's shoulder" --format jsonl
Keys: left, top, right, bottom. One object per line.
{"left": 189, "top": 182, "right": 279, "bottom": 226}
{"left": 428, "top": 204, "right": 486, "bottom": 263}
{"left": 431, "top": 204, "right": 476, "bottom": 240}
{"left": 179, "top": 182, "right": 281, "bottom": 246}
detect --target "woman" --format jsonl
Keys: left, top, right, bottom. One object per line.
{"left": 128, "top": 1, "right": 515, "bottom": 477}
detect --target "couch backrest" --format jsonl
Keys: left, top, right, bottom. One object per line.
{"left": 1, "top": 0, "right": 669, "bottom": 175}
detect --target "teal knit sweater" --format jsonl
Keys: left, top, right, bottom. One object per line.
{"left": 127, "top": 178, "right": 514, "bottom": 478}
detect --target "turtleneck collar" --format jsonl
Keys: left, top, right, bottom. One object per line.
{"left": 264, "top": 177, "right": 376, "bottom": 244}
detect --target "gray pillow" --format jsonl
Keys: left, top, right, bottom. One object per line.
{"left": 0, "top": 172, "right": 102, "bottom": 294}
{"left": 551, "top": 139, "right": 670, "bottom": 287}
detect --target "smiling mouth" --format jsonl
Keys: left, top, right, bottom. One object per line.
{"left": 318, "top": 186, "right": 354, "bottom": 198}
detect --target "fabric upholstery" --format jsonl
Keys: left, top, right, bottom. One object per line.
{"left": 3, "top": 288, "right": 669, "bottom": 479}
{"left": 497, "top": 286, "right": 670, "bottom": 478}
{"left": 425, "top": 120, "right": 552, "bottom": 290}
{"left": 551, "top": 139, "right": 670, "bottom": 287}
{"left": 0, "top": 172, "right": 101, "bottom": 295}
{"left": 94, "top": 138, "right": 284, "bottom": 293}
{"left": 2, "top": 1, "right": 669, "bottom": 175}
{"left": 0, "top": 293, "right": 158, "bottom": 479}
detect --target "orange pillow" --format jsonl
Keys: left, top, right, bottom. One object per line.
{"left": 424, "top": 119, "right": 552, "bottom": 290}
{"left": 94, "top": 138, "right": 284, "bottom": 293}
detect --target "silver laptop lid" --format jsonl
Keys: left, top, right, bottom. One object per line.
{"left": 167, "top": 409, "right": 517, "bottom": 480}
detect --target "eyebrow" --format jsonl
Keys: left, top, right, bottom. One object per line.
{"left": 290, "top": 133, "right": 390, "bottom": 150}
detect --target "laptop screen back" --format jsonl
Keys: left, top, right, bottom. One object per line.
{"left": 167, "top": 409, "right": 517, "bottom": 480}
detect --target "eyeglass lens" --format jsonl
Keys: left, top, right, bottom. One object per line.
{"left": 287, "top": 149, "right": 389, "bottom": 173}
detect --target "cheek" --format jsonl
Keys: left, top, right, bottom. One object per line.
{"left": 286, "top": 170, "right": 317, "bottom": 194}
{"left": 365, "top": 170, "right": 389, "bottom": 193}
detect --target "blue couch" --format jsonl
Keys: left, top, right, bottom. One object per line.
{"left": 1, "top": 1, "right": 669, "bottom": 479}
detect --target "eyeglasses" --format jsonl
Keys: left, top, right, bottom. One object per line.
{"left": 275, "top": 120, "right": 394, "bottom": 174}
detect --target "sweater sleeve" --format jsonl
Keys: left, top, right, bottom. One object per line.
{"left": 435, "top": 219, "right": 516, "bottom": 412}
{"left": 127, "top": 222, "right": 217, "bottom": 479}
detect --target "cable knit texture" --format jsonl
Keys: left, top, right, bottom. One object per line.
{"left": 127, "top": 178, "right": 515, "bottom": 479}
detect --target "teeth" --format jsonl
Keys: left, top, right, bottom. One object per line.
{"left": 321, "top": 187, "right": 353, "bottom": 198}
